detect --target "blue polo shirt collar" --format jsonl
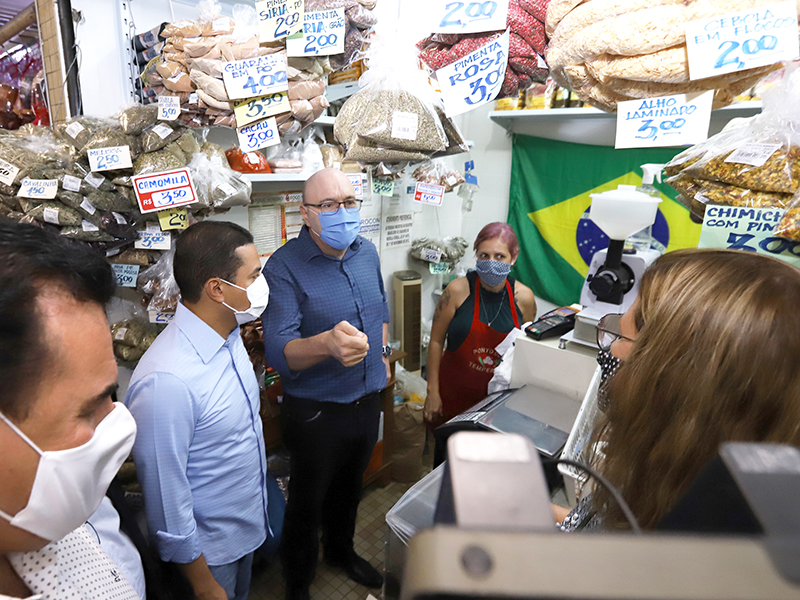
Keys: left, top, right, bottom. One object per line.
{"left": 297, "top": 225, "right": 362, "bottom": 263}
{"left": 173, "top": 302, "right": 239, "bottom": 364}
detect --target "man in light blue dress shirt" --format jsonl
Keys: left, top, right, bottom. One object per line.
{"left": 126, "top": 221, "right": 271, "bottom": 600}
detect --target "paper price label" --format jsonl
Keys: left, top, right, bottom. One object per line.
{"left": 421, "top": 248, "right": 443, "bottom": 263}
{"left": 188, "top": 92, "right": 199, "bottom": 105}
{"left": 391, "top": 112, "right": 419, "bottom": 141}
{"left": 81, "top": 220, "right": 99, "bottom": 232}
{"left": 257, "top": 0, "right": 304, "bottom": 41}
{"left": 158, "top": 95, "right": 181, "bottom": 120}
{"left": 237, "top": 117, "right": 281, "bottom": 152}
{"left": 699, "top": 206, "right": 800, "bottom": 269}
{"left": 157, "top": 206, "right": 189, "bottom": 230}
{"left": 725, "top": 143, "right": 782, "bottom": 167}
{"left": 133, "top": 168, "right": 197, "bottom": 214}
{"left": 413, "top": 182, "right": 445, "bottom": 206}
{"left": 88, "top": 146, "right": 133, "bottom": 172}
{"left": 430, "top": 262, "right": 450, "bottom": 274}
{"left": 112, "top": 211, "right": 128, "bottom": 225}
{"left": 222, "top": 53, "right": 288, "bottom": 101}
{"left": 347, "top": 174, "right": 364, "bottom": 199}
{"left": 685, "top": 1, "right": 799, "bottom": 80}
{"left": 433, "top": 0, "right": 509, "bottom": 34}
{"left": 18, "top": 178, "right": 58, "bottom": 199}
{"left": 233, "top": 91, "right": 290, "bottom": 127}
{"left": 372, "top": 178, "right": 395, "bottom": 197}
{"left": 65, "top": 121, "right": 85, "bottom": 139}
{"left": 0, "top": 158, "right": 19, "bottom": 186}
{"left": 62, "top": 174, "right": 82, "bottom": 192}
{"left": 436, "top": 30, "right": 509, "bottom": 117}
{"left": 135, "top": 227, "right": 172, "bottom": 250}
{"left": 111, "top": 264, "right": 140, "bottom": 287}
{"left": 286, "top": 8, "right": 346, "bottom": 57}
{"left": 148, "top": 311, "right": 175, "bottom": 324}
{"left": 80, "top": 198, "right": 96, "bottom": 215}
{"left": 615, "top": 91, "right": 714, "bottom": 149}
{"left": 84, "top": 172, "right": 105, "bottom": 189}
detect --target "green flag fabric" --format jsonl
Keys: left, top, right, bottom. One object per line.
{"left": 508, "top": 135, "right": 702, "bottom": 306}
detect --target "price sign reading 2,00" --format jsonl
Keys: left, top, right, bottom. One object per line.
{"left": 439, "top": 1, "right": 497, "bottom": 28}
{"left": 636, "top": 118, "right": 687, "bottom": 141}
{"left": 715, "top": 35, "right": 779, "bottom": 70}
{"left": 449, "top": 50, "right": 505, "bottom": 106}
{"left": 305, "top": 32, "right": 338, "bottom": 53}
{"left": 275, "top": 11, "right": 300, "bottom": 38}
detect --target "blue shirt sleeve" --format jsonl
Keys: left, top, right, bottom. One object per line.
{"left": 125, "top": 372, "right": 202, "bottom": 564}
{"left": 261, "top": 257, "right": 302, "bottom": 379}
{"left": 378, "top": 256, "right": 390, "bottom": 324}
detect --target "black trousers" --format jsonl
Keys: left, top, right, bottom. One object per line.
{"left": 280, "top": 391, "right": 381, "bottom": 588}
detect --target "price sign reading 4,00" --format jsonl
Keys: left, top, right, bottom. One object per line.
{"left": 257, "top": 0, "right": 304, "bottom": 42}
{"left": 286, "top": 8, "right": 346, "bottom": 57}
{"left": 685, "top": 1, "right": 799, "bottom": 80}
{"left": 233, "top": 91, "right": 290, "bottom": 128}
{"left": 436, "top": 30, "right": 509, "bottom": 117}
{"left": 433, "top": 0, "right": 509, "bottom": 34}
{"left": 237, "top": 116, "right": 281, "bottom": 152}
{"left": 615, "top": 91, "right": 714, "bottom": 149}
{"left": 133, "top": 168, "right": 198, "bottom": 214}
{"left": 222, "top": 54, "right": 289, "bottom": 101}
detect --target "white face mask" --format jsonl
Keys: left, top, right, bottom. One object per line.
{"left": 220, "top": 273, "right": 270, "bottom": 325}
{"left": 0, "top": 402, "right": 137, "bottom": 541}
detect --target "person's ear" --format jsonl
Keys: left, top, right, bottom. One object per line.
{"left": 204, "top": 278, "right": 226, "bottom": 305}
{"left": 300, "top": 205, "right": 312, "bottom": 228}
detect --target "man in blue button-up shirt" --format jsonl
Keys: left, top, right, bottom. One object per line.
{"left": 126, "top": 222, "right": 270, "bottom": 600}
{"left": 262, "top": 169, "right": 391, "bottom": 600}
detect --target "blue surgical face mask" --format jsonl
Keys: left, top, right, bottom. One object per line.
{"left": 311, "top": 206, "right": 361, "bottom": 250}
{"left": 476, "top": 259, "right": 512, "bottom": 287}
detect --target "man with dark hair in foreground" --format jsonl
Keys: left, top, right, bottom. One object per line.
{"left": 126, "top": 221, "right": 271, "bottom": 600}
{"left": 0, "top": 219, "right": 140, "bottom": 599}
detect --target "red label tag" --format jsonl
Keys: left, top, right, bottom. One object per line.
{"left": 133, "top": 169, "right": 197, "bottom": 214}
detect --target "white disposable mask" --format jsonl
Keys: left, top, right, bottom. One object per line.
{"left": 0, "top": 402, "right": 137, "bottom": 541}
{"left": 221, "top": 273, "right": 270, "bottom": 325}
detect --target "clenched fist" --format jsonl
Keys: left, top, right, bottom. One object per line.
{"left": 326, "top": 321, "right": 369, "bottom": 367}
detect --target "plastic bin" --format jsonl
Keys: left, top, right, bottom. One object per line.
{"left": 557, "top": 366, "right": 601, "bottom": 506}
{"left": 384, "top": 464, "right": 445, "bottom": 600}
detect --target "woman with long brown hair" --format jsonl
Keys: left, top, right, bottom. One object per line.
{"left": 559, "top": 248, "right": 800, "bottom": 531}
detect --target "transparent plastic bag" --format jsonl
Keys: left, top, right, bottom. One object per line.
{"left": 137, "top": 248, "right": 181, "bottom": 313}
{"left": 300, "top": 127, "right": 325, "bottom": 175}
{"left": 188, "top": 151, "right": 251, "bottom": 209}
{"left": 412, "top": 159, "right": 465, "bottom": 192}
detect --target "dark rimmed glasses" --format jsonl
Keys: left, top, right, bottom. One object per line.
{"left": 596, "top": 313, "right": 635, "bottom": 351}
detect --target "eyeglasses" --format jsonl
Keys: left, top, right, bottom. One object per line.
{"left": 596, "top": 313, "right": 636, "bottom": 351}
{"left": 303, "top": 199, "right": 362, "bottom": 213}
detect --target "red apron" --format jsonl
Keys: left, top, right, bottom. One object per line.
{"left": 436, "top": 277, "right": 520, "bottom": 425}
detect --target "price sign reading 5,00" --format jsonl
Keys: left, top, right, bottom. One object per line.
{"left": 436, "top": 30, "right": 509, "bottom": 117}
{"left": 237, "top": 116, "right": 281, "bottom": 152}
{"left": 615, "top": 91, "right": 714, "bottom": 149}
{"left": 434, "top": 0, "right": 509, "bottom": 34}
{"left": 685, "top": 1, "right": 799, "bottom": 80}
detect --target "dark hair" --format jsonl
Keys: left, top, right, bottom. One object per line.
{"left": 173, "top": 221, "right": 254, "bottom": 303}
{"left": 0, "top": 219, "right": 116, "bottom": 420}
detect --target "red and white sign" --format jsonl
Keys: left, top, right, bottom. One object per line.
{"left": 347, "top": 173, "right": 364, "bottom": 199}
{"left": 413, "top": 182, "right": 445, "bottom": 206}
{"left": 133, "top": 169, "right": 197, "bottom": 214}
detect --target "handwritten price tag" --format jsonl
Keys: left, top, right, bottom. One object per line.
{"left": 257, "top": 0, "right": 304, "bottom": 42}
{"left": 233, "top": 91, "right": 290, "bottom": 127}
{"left": 372, "top": 178, "right": 395, "bottom": 197}
{"left": 699, "top": 205, "right": 800, "bottom": 269}
{"left": 430, "top": 262, "right": 450, "bottom": 274}
{"left": 111, "top": 264, "right": 140, "bottom": 287}
{"left": 286, "top": 8, "right": 346, "bottom": 57}
{"left": 18, "top": 178, "right": 58, "bottom": 199}
{"left": 615, "top": 91, "right": 713, "bottom": 149}
{"left": 685, "top": 1, "right": 799, "bottom": 80}
{"left": 148, "top": 311, "right": 175, "bottom": 324}
{"left": 157, "top": 207, "right": 189, "bottom": 230}
{"left": 421, "top": 248, "right": 443, "bottom": 263}
{"left": 346, "top": 174, "right": 365, "bottom": 199}
{"left": 237, "top": 117, "right": 281, "bottom": 152}
{"left": 433, "top": 0, "right": 509, "bottom": 34}
{"left": 158, "top": 95, "right": 181, "bottom": 120}
{"left": 436, "top": 30, "right": 509, "bottom": 117}
{"left": 88, "top": 146, "right": 133, "bottom": 172}
{"left": 413, "top": 182, "right": 445, "bottom": 206}
{"left": 222, "top": 53, "right": 288, "bottom": 102}
{"left": 133, "top": 168, "right": 197, "bottom": 214}
{"left": 135, "top": 225, "right": 172, "bottom": 250}
{"left": 0, "top": 158, "right": 19, "bottom": 186}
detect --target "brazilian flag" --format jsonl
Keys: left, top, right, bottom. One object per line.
{"left": 509, "top": 135, "right": 702, "bottom": 306}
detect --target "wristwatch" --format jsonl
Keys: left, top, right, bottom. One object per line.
{"left": 382, "top": 345, "right": 393, "bottom": 357}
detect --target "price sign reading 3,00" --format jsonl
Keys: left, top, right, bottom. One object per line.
{"left": 434, "top": 0, "right": 509, "bottom": 34}
{"left": 685, "top": 1, "right": 799, "bottom": 80}
{"left": 237, "top": 116, "right": 281, "bottom": 152}
{"left": 615, "top": 91, "right": 714, "bottom": 149}
{"left": 436, "top": 30, "right": 509, "bottom": 117}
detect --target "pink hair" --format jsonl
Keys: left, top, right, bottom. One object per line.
{"left": 473, "top": 222, "right": 519, "bottom": 258}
